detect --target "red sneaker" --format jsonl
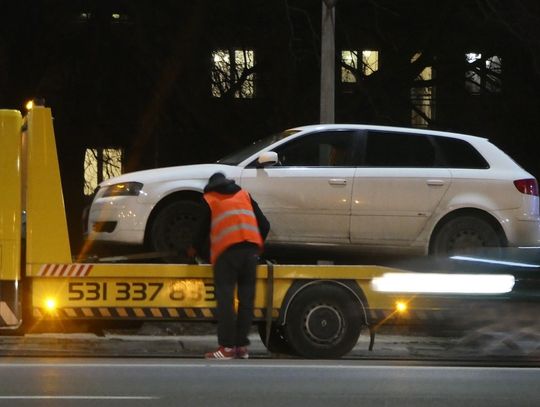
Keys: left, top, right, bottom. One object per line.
{"left": 204, "top": 346, "right": 236, "bottom": 360}
{"left": 236, "top": 346, "right": 249, "bottom": 359}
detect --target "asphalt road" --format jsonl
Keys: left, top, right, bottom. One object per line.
{"left": 0, "top": 358, "right": 538, "bottom": 406}
{"left": 2, "top": 311, "right": 540, "bottom": 361}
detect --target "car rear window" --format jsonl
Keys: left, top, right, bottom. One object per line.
{"left": 364, "top": 131, "right": 436, "bottom": 167}
{"left": 363, "top": 131, "right": 490, "bottom": 169}
{"left": 435, "top": 137, "right": 490, "bottom": 169}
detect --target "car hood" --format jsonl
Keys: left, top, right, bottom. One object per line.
{"left": 98, "top": 163, "right": 241, "bottom": 187}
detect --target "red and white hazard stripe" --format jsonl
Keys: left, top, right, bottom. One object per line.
{"left": 0, "top": 301, "right": 19, "bottom": 326}
{"left": 37, "top": 264, "right": 93, "bottom": 277}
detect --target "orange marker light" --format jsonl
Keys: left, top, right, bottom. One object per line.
{"left": 45, "top": 298, "right": 57, "bottom": 312}
{"left": 395, "top": 301, "right": 407, "bottom": 313}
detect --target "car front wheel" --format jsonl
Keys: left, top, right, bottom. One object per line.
{"left": 148, "top": 200, "right": 204, "bottom": 263}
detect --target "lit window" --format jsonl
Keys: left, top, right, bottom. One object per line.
{"left": 211, "top": 48, "right": 255, "bottom": 98}
{"left": 111, "top": 12, "right": 130, "bottom": 22}
{"left": 78, "top": 12, "right": 92, "bottom": 21}
{"left": 485, "top": 55, "right": 502, "bottom": 93}
{"left": 341, "top": 51, "right": 358, "bottom": 83}
{"left": 465, "top": 52, "right": 482, "bottom": 94}
{"left": 341, "top": 50, "right": 379, "bottom": 83}
{"left": 84, "top": 148, "right": 123, "bottom": 195}
{"left": 465, "top": 53, "right": 502, "bottom": 94}
{"left": 465, "top": 52, "right": 482, "bottom": 64}
{"left": 410, "top": 52, "right": 435, "bottom": 128}
{"left": 362, "top": 50, "right": 379, "bottom": 76}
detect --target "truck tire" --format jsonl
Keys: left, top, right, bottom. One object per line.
{"left": 430, "top": 215, "right": 503, "bottom": 257}
{"left": 258, "top": 322, "right": 296, "bottom": 355}
{"left": 284, "top": 284, "right": 363, "bottom": 358}
{"left": 148, "top": 200, "right": 204, "bottom": 263}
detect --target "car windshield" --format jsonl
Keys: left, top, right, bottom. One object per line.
{"left": 216, "top": 130, "right": 299, "bottom": 165}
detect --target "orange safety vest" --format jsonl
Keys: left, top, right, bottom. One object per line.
{"left": 204, "top": 189, "right": 263, "bottom": 264}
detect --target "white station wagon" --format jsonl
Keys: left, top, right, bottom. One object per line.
{"left": 86, "top": 124, "right": 540, "bottom": 261}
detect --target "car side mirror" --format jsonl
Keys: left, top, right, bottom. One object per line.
{"left": 257, "top": 151, "right": 279, "bottom": 167}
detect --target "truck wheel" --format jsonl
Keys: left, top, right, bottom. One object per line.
{"left": 149, "top": 200, "right": 203, "bottom": 263}
{"left": 430, "top": 215, "right": 503, "bottom": 257}
{"left": 284, "top": 284, "right": 363, "bottom": 358}
{"left": 258, "top": 322, "right": 296, "bottom": 355}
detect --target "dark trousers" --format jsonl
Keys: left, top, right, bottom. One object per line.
{"left": 213, "top": 242, "right": 259, "bottom": 348}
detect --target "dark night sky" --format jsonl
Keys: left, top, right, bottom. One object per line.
{"left": 2, "top": 0, "right": 540, "bottom": 252}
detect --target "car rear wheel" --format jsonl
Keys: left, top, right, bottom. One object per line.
{"left": 284, "top": 284, "right": 363, "bottom": 358}
{"left": 148, "top": 200, "right": 204, "bottom": 263}
{"left": 430, "top": 215, "right": 503, "bottom": 257}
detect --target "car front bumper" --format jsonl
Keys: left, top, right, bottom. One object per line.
{"left": 86, "top": 196, "right": 152, "bottom": 245}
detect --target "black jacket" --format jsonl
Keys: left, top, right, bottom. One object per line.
{"left": 192, "top": 180, "right": 270, "bottom": 261}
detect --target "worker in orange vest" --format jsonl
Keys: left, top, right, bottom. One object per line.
{"left": 189, "top": 172, "right": 270, "bottom": 359}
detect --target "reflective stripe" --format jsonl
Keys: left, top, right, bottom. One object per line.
{"left": 212, "top": 223, "right": 260, "bottom": 244}
{"left": 211, "top": 209, "right": 255, "bottom": 228}
{"left": 204, "top": 189, "right": 263, "bottom": 264}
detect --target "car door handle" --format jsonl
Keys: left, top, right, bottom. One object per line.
{"left": 328, "top": 178, "right": 347, "bottom": 186}
{"left": 426, "top": 179, "right": 445, "bottom": 186}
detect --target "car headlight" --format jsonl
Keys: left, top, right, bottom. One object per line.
{"left": 101, "top": 182, "right": 143, "bottom": 197}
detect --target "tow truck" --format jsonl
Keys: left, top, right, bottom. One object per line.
{"left": 0, "top": 105, "right": 519, "bottom": 358}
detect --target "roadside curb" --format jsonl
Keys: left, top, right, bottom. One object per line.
{"left": 0, "top": 330, "right": 538, "bottom": 363}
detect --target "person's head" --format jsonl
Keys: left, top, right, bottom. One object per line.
{"left": 204, "top": 172, "right": 234, "bottom": 192}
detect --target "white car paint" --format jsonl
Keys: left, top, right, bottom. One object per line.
{"left": 86, "top": 124, "right": 540, "bottom": 255}
{"left": 240, "top": 166, "right": 354, "bottom": 244}
{"left": 350, "top": 167, "right": 452, "bottom": 243}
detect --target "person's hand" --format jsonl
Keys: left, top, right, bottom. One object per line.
{"left": 186, "top": 246, "right": 197, "bottom": 258}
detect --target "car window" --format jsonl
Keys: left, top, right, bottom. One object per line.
{"left": 217, "top": 130, "right": 298, "bottom": 165}
{"left": 271, "top": 130, "right": 359, "bottom": 167}
{"left": 434, "top": 136, "right": 490, "bottom": 169}
{"left": 364, "top": 131, "right": 436, "bottom": 167}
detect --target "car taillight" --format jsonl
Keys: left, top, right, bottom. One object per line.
{"left": 514, "top": 178, "right": 539, "bottom": 196}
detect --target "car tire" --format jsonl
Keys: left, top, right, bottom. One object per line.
{"left": 148, "top": 200, "right": 204, "bottom": 263}
{"left": 430, "top": 215, "right": 503, "bottom": 257}
{"left": 284, "top": 284, "right": 363, "bottom": 358}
